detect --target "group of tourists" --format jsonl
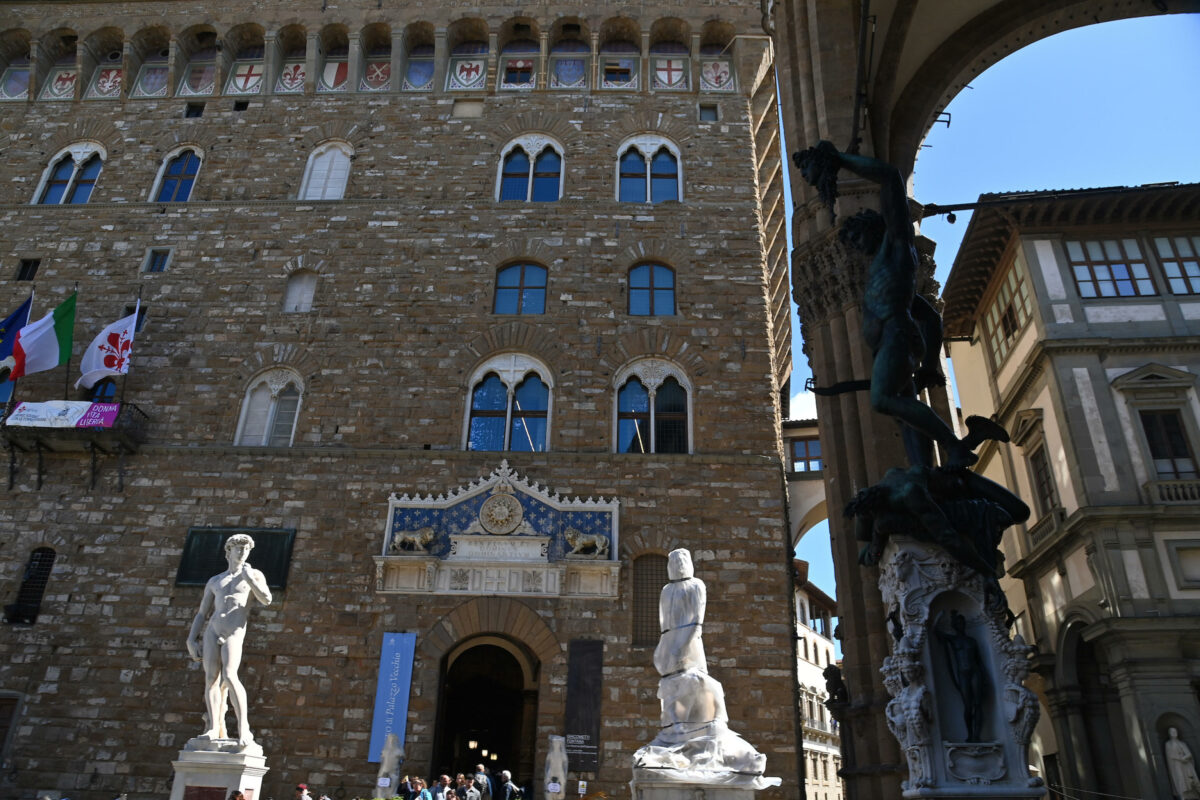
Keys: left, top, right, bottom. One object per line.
{"left": 400, "top": 765, "right": 524, "bottom": 800}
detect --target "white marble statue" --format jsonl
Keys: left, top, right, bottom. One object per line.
{"left": 545, "top": 735, "right": 568, "bottom": 800}
{"left": 632, "top": 549, "right": 780, "bottom": 789}
{"left": 1167, "top": 728, "right": 1200, "bottom": 800}
{"left": 375, "top": 733, "right": 406, "bottom": 800}
{"left": 186, "top": 533, "right": 273, "bottom": 750}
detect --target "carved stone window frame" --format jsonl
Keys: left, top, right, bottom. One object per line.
{"left": 31, "top": 141, "right": 107, "bottom": 205}
{"left": 614, "top": 134, "right": 683, "bottom": 203}
{"left": 495, "top": 134, "right": 564, "bottom": 202}
{"left": 461, "top": 353, "right": 555, "bottom": 451}
{"left": 1011, "top": 408, "right": 1063, "bottom": 544}
{"left": 611, "top": 357, "right": 693, "bottom": 454}
{"left": 234, "top": 367, "right": 304, "bottom": 447}
{"left": 1111, "top": 364, "right": 1200, "bottom": 491}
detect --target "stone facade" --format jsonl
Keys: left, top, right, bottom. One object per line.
{"left": 0, "top": 2, "right": 797, "bottom": 799}
{"left": 793, "top": 561, "right": 841, "bottom": 800}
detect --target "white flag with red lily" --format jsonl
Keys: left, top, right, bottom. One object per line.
{"left": 75, "top": 301, "right": 138, "bottom": 390}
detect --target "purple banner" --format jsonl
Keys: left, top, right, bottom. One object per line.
{"left": 6, "top": 401, "right": 120, "bottom": 429}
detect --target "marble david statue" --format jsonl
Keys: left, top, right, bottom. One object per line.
{"left": 186, "top": 533, "right": 273, "bottom": 752}
{"left": 633, "top": 549, "right": 780, "bottom": 789}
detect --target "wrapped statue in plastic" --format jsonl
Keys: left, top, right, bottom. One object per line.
{"left": 632, "top": 549, "right": 781, "bottom": 789}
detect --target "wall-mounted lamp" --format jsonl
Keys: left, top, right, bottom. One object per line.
{"left": 468, "top": 740, "right": 478, "bottom": 750}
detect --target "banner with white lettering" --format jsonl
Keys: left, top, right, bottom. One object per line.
{"left": 369, "top": 632, "right": 417, "bottom": 762}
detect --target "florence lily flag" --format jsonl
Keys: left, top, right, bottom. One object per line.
{"left": 76, "top": 300, "right": 139, "bottom": 390}
{"left": 9, "top": 293, "right": 76, "bottom": 381}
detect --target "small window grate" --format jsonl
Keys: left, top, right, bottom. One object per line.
{"left": 632, "top": 554, "right": 669, "bottom": 646}
{"left": 15, "top": 259, "right": 40, "bottom": 281}
{"left": 5, "top": 548, "right": 56, "bottom": 625}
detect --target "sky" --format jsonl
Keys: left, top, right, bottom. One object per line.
{"left": 789, "top": 13, "right": 1200, "bottom": 638}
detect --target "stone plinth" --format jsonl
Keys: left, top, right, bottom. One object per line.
{"left": 630, "top": 780, "right": 756, "bottom": 800}
{"left": 878, "top": 536, "right": 1044, "bottom": 800}
{"left": 170, "top": 741, "right": 268, "bottom": 800}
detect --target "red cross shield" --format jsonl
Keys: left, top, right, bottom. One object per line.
{"left": 232, "top": 62, "right": 263, "bottom": 92}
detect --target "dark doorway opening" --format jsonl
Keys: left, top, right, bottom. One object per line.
{"left": 433, "top": 640, "right": 539, "bottom": 788}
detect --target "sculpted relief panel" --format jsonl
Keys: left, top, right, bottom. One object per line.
{"left": 373, "top": 461, "right": 620, "bottom": 598}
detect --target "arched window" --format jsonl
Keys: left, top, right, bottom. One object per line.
{"left": 494, "top": 264, "right": 547, "bottom": 315}
{"left": 283, "top": 270, "right": 318, "bottom": 312}
{"left": 35, "top": 145, "right": 105, "bottom": 205}
{"left": 153, "top": 149, "right": 202, "bottom": 202}
{"left": 497, "top": 136, "right": 564, "bottom": 202}
{"left": 4, "top": 548, "right": 56, "bottom": 625}
{"left": 235, "top": 369, "right": 303, "bottom": 447}
{"left": 464, "top": 354, "right": 553, "bottom": 452}
{"left": 617, "top": 137, "right": 682, "bottom": 203}
{"left": 300, "top": 142, "right": 352, "bottom": 200}
{"left": 629, "top": 263, "right": 676, "bottom": 316}
{"left": 613, "top": 359, "right": 692, "bottom": 454}
{"left": 632, "top": 554, "right": 669, "bottom": 646}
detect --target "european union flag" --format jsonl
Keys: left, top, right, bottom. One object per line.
{"left": 0, "top": 295, "right": 33, "bottom": 365}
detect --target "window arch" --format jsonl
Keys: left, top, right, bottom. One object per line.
{"left": 497, "top": 135, "right": 564, "bottom": 202}
{"left": 151, "top": 148, "right": 202, "bottom": 202}
{"left": 4, "top": 547, "right": 56, "bottom": 625}
{"left": 494, "top": 263, "right": 547, "bottom": 315}
{"left": 34, "top": 143, "right": 105, "bottom": 205}
{"left": 613, "top": 358, "right": 692, "bottom": 454}
{"left": 632, "top": 553, "right": 669, "bottom": 646}
{"left": 235, "top": 368, "right": 303, "bottom": 447}
{"left": 617, "top": 136, "right": 681, "bottom": 202}
{"left": 463, "top": 354, "right": 554, "bottom": 452}
{"left": 629, "top": 263, "right": 676, "bottom": 316}
{"left": 300, "top": 141, "right": 352, "bottom": 200}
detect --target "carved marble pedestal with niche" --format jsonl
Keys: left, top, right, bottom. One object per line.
{"left": 878, "top": 536, "right": 1044, "bottom": 799}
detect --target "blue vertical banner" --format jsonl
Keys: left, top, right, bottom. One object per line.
{"left": 369, "top": 632, "right": 417, "bottom": 762}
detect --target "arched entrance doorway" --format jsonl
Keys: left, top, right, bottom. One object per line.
{"left": 434, "top": 636, "right": 539, "bottom": 786}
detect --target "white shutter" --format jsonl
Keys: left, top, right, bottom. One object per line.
{"left": 237, "top": 382, "right": 272, "bottom": 445}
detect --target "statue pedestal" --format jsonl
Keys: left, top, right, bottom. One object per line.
{"left": 630, "top": 779, "right": 756, "bottom": 800}
{"left": 877, "top": 536, "right": 1044, "bottom": 799}
{"left": 170, "top": 740, "right": 268, "bottom": 800}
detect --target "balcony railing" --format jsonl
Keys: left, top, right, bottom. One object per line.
{"left": 1143, "top": 479, "right": 1200, "bottom": 505}
{"left": 1027, "top": 507, "right": 1065, "bottom": 546}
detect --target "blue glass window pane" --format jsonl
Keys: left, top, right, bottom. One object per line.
{"left": 655, "top": 378, "right": 688, "bottom": 453}
{"left": 500, "top": 150, "right": 531, "bottom": 201}
{"left": 494, "top": 289, "right": 519, "bottom": 314}
{"left": 654, "top": 265, "right": 675, "bottom": 287}
{"left": 629, "top": 264, "right": 651, "bottom": 288}
{"left": 654, "top": 289, "right": 675, "bottom": 314}
{"left": 156, "top": 178, "right": 178, "bottom": 202}
{"left": 175, "top": 177, "right": 195, "bottom": 201}
{"left": 40, "top": 158, "right": 74, "bottom": 204}
{"left": 521, "top": 288, "right": 545, "bottom": 314}
{"left": 629, "top": 290, "right": 650, "bottom": 315}
{"left": 532, "top": 150, "right": 560, "bottom": 202}
{"left": 526, "top": 265, "right": 547, "bottom": 285}
{"left": 618, "top": 419, "right": 647, "bottom": 453}
{"left": 620, "top": 177, "right": 646, "bottom": 202}
{"left": 497, "top": 265, "right": 522, "bottom": 287}
{"left": 469, "top": 417, "right": 506, "bottom": 451}
{"left": 472, "top": 375, "right": 508, "bottom": 410}
{"left": 651, "top": 177, "right": 677, "bottom": 203}
{"left": 68, "top": 155, "right": 102, "bottom": 203}
{"left": 510, "top": 418, "right": 546, "bottom": 452}
{"left": 619, "top": 150, "right": 647, "bottom": 202}
{"left": 618, "top": 380, "right": 649, "bottom": 412}
{"left": 513, "top": 375, "right": 548, "bottom": 411}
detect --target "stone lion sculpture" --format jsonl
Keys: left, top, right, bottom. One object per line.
{"left": 390, "top": 526, "right": 436, "bottom": 553}
{"left": 564, "top": 528, "right": 609, "bottom": 558}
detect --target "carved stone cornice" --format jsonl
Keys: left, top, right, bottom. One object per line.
{"left": 791, "top": 227, "right": 868, "bottom": 328}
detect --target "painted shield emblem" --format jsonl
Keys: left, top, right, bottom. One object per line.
{"left": 319, "top": 60, "right": 348, "bottom": 91}
{"left": 701, "top": 60, "right": 731, "bottom": 90}
{"left": 134, "top": 65, "right": 168, "bottom": 98}
{"left": 0, "top": 67, "right": 30, "bottom": 99}
{"left": 654, "top": 58, "right": 687, "bottom": 89}
{"left": 362, "top": 61, "right": 391, "bottom": 90}
{"left": 451, "top": 59, "right": 485, "bottom": 89}
{"left": 180, "top": 63, "right": 215, "bottom": 95}
{"left": 41, "top": 67, "right": 77, "bottom": 99}
{"left": 91, "top": 68, "right": 122, "bottom": 97}
{"left": 229, "top": 62, "right": 263, "bottom": 93}
{"left": 601, "top": 58, "right": 637, "bottom": 88}
{"left": 403, "top": 60, "right": 434, "bottom": 90}
{"left": 551, "top": 58, "right": 585, "bottom": 88}
{"left": 276, "top": 62, "right": 305, "bottom": 93}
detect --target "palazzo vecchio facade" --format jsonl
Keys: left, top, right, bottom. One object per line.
{"left": 0, "top": 0, "right": 797, "bottom": 798}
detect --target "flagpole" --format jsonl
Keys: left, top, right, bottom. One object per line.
{"left": 4, "top": 289, "right": 34, "bottom": 419}
{"left": 117, "top": 289, "right": 141, "bottom": 407}
{"left": 62, "top": 285, "right": 78, "bottom": 401}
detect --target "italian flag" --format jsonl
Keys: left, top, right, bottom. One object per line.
{"left": 9, "top": 294, "right": 76, "bottom": 381}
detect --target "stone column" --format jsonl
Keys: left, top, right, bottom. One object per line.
{"left": 347, "top": 32, "right": 363, "bottom": 93}
{"left": 792, "top": 226, "right": 907, "bottom": 800}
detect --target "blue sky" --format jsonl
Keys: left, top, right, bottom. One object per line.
{"left": 790, "top": 14, "right": 1200, "bottom": 637}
